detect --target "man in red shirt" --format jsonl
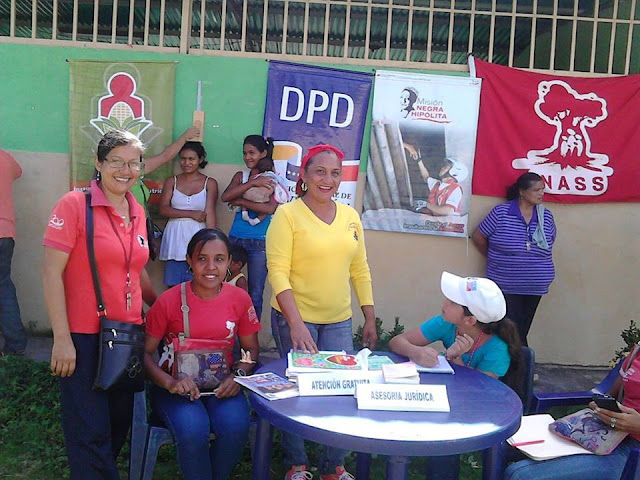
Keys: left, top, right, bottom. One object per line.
{"left": 0, "top": 149, "right": 27, "bottom": 355}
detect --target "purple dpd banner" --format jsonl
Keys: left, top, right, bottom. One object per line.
{"left": 263, "top": 61, "right": 373, "bottom": 206}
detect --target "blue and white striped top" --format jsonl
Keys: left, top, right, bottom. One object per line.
{"left": 477, "top": 200, "right": 556, "bottom": 295}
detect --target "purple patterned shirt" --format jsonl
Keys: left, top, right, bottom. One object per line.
{"left": 477, "top": 200, "right": 556, "bottom": 295}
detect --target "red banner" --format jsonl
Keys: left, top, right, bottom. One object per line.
{"left": 472, "top": 58, "right": 640, "bottom": 203}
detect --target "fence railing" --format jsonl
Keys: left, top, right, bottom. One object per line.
{"left": 2, "top": 0, "right": 640, "bottom": 74}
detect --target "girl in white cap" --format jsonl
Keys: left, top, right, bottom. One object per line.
{"left": 389, "top": 271, "right": 523, "bottom": 480}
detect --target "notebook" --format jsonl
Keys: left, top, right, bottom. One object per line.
{"left": 413, "top": 356, "right": 455, "bottom": 374}
{"left": 507, "top": 414, "right": 593, "bottom": 461}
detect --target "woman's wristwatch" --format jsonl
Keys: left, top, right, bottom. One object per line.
{"left": 233, "top": 367, "right": 247, "bottom": 377}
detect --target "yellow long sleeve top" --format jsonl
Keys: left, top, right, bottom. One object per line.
{"left": 266, "top": 198, "right": 374, "bottom": 324}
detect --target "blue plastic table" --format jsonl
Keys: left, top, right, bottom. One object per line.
{"left": 249, "top": 356, "right": 522, "bottom": 480}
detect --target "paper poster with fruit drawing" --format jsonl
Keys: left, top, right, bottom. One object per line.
{"left": 288, "top": 351, "right": 364, "bottom": 372}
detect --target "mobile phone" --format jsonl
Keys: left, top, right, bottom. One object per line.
{"left": 593, "top": 394, "right": 622, "bottom": 413}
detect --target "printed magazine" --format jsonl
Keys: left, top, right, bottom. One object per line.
{"left": 234, "top": 372, "right": 299, "bottom": 400}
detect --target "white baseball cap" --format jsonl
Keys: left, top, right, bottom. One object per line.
{"left": 440, "top": 271, "right": 506, "bottom": 324}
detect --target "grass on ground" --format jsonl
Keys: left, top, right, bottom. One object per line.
{"left": 0, "top": 355, "right": 488, "bottom": 479}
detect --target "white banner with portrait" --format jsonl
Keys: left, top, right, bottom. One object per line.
{"left": 361, "top": 71, "right": 481, "bottom": 237}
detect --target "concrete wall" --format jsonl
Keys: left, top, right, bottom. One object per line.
{"left": 3, "top": 43, "right": 639, "bottom": 366}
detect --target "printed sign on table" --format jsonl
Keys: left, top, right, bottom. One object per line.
{"left": 297, "top": 371, "right": 385, "bottom": 396}
{"left": 355, "top": 384, "right": 450, "bottom": 412}
{"left": 69, "top": 61, "right": 175, "bottom": 203}
{"left": 361, "top": 71, "right": 481, "bottom": 237}
{"left": 263, "top": 61, "right": 373, "bottom": 207}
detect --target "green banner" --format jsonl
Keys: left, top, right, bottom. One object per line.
{"left": 69, "top": 61, "right": 175, "bottom": 197}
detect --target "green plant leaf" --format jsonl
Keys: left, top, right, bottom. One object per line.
{"left": 610, "top": 319, "right": 640, "bottom": 367}
{"left": 122, "top": 117, "right": 152, "bottom": 135}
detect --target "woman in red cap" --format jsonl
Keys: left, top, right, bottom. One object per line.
{"left": 266, "top": 145, "right": 378, "bottom": 480}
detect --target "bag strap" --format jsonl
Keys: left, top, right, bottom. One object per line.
{"left": 85, "top": 193, "right": 108, "bottom": 319}
{"left": 180, "top": 282, "right": 190, "bottom": 341}
{"left": 140, "top": 179, "right": 150, "bottom": 216}
{"left": 140, "top": 179, "right": 148, "bottom": 203}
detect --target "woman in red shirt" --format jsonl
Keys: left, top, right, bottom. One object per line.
{"left": 144, "top": 228, "right": 260, "bottom": 480}
{"left": 506, "top": 346, "right": 640, "bottom": 480}
{"left": 43, "top": 130, "right": 152, "bottom": 479}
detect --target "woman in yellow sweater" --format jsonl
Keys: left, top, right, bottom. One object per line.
{"left": 266, "top": 144, "right": 378, "bottom": 480}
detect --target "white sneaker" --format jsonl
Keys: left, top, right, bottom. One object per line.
{"left": 320, "top": 466, "right": 355, "bottom": 480}
{"left": 285, "top": 465, "right": 314, "bottom": 480}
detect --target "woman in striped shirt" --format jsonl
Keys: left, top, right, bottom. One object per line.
{"left": 471, "top": 172, "right": 556, "bottom": 347}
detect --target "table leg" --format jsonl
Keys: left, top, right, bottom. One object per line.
{"left": 386, "top": 455, "right": 409, "bottom": 480}
{"left": 356, "top": 452, "right": 371, "bottom": 479}
{"left": 482, "top": 445, "right": 505, "bottom": 480}
{"left": 252, "top": 417, "right": 273, "bottom": 480}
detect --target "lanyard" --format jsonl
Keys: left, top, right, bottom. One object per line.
{"left": 465, "top": 331, "right": 484, "bottom": 367}
{"left": 455, "top": 329, "right": 485, "bottom": 367}
{"left": 524, "top": 214, "right": 536, "bottom": 251}
{"left": 106, "top": 212, "right": 136, "bottom": 310}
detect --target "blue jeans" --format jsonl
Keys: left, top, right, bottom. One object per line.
{"left": 505, "top": 436, "right": 640, "bottom": 480}
{"left": 151, "top": 386, "right": 250, "bottom": 480}
{"left": 163, "top": 260, "right": 193, "bottom": 287}
{"left": 59, "top": 334, "right": 133, "bottom": 480}
{"left": 271, "top": 308, "right": 353, "bottom": 472}
{"left": 229, "top": 237, "right": 267, "bottom": 321}
{"left": 0, "top": 238, "right": 26, "bottom": 353}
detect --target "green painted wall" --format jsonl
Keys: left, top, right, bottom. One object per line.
{"left": 0, "top": 43, "right": 464, "bottom": 168}
{"left": 1, "top": 44, "right": 271, "bottom": 166}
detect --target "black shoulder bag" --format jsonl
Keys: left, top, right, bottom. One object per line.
{"left": 85, "top": 193, "right": 146, "bottom": 392}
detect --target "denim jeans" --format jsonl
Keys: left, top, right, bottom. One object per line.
{"left": 229, "top": 237, "right": 267, "bottom": 321}
{"left": 151, "top": 386, "right": 250, "bottom": 480}
{"left": 271, "top": 308, "right": 354, "bottom": 472}
{"left": 0, "top": 238, "right": 26, "bottom": 353}
{"left": 505, "top": 436, "right": 640, "bottom": 480}
{"left": 163, "top": 260, "right": 193, "bottom": 287}
{"left": 59, "top": 333, "right": 133, "bottom": 480}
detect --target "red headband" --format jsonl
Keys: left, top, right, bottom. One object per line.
{"left": 295, "top": 144, "right": 345, "bottom": 197}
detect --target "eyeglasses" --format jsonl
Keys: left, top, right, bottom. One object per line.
{"left": 104, "top": 157, "right": 144, "bottom": 172}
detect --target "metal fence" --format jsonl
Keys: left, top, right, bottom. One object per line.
{"left": 2, "top": 0, "right": 640, "bottom": 74}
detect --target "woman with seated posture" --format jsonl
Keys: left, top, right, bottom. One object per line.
{"left": 144, "top": 228, "right": 260, "bottom": 480}
{"left": 505, "top": 345, "right": 640, "bottom": 480}
{"left": 411, "top": 156, "right": 465, "bottom": 216}
{"left": 389, "top": 271, "right": 523, "bottom": 480}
